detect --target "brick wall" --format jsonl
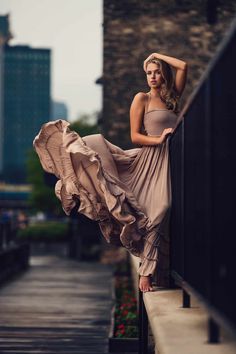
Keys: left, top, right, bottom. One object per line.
{"left": 101, "top": 0, "right": 236, "bottom": 148}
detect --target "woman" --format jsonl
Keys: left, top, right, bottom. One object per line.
{"left": 33, "top": 52, "right": 187, "bottom": 293}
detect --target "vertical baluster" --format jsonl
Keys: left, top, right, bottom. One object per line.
{"left": 208, "top": 316, "right": 220, "bottom": 343}
{"left": 138, "top": 263, "right": 149, "bottom": 354}
{"left": 182, "top": 289, "right": 191, "bottom": 308}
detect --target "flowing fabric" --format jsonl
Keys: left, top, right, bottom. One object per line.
{"left": 33, "top": 93, "right": 178, "bottom": 281}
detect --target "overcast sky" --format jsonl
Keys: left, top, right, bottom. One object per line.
{"left": 0, "top": 0, "right": 102, "bottom": 121}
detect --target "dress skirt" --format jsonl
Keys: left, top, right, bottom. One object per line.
{"left": 33, "top": 119, "right": 172, "bottom": 284}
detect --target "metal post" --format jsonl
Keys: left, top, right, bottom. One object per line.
{"left": 138, "top": 262, "right": 149, "bottom": 354}
{"left": 182, "top": 289, "right": 191, "bottom": 308}
{"left": 208, "top": 316, "right": 220, "bottom": 343}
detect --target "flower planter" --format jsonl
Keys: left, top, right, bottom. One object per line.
{"left": 108, "top": 275, "right": 139, "bottom": 353}
{"left": 108, "top": 304, "right": 139, "bottom": 353}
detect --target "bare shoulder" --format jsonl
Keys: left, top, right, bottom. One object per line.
{"left": 131, "top": 92, "right": 148, "bottom": 109}
{"left": 133, "top": 91, "right": 148, "bottom": 102}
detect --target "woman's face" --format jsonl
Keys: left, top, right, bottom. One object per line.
{"left": 146, "top": 62, "right": 164, "bottom": 89}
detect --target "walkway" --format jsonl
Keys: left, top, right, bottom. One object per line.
{"left": 0, "top": 255, "right": 115, "bottom": 354}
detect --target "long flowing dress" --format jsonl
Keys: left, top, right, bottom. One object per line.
{"left": 33, "top": 92, "right": 178, "bottom": 284}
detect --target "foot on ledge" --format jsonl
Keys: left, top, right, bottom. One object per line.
{"left": 139, "top": 275, "right": 153, "bottom": 292}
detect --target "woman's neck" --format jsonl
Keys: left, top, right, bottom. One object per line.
{"left": 149, "top": 88, "right": 161, "bottom": 98}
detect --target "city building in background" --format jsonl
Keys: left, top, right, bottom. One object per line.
{"left": 51, "top": 100, "right": 68, "bottom": 120}
{"left": 0, "top": 13, "right": 12, "bottom": 45}
{"left": 0, "top": 14, "right": 51, "bottom": 183}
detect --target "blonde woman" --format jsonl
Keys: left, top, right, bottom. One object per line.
{"left": 130, "top": 52, "right": 187, "bottom": 291}
{"left": 33, "top": 52, "right": 187, "bottom": 292}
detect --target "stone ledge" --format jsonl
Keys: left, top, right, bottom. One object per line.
{"left": 129, "top": 253, "right": 236, "bottom": 354}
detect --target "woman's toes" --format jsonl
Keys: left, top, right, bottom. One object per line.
{"left": 139, "top": 275, "right": 154, "bottom": 292}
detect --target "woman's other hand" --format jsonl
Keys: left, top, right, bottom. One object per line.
{"left": 160, "top": 128, "right": 174, "bottom": 143}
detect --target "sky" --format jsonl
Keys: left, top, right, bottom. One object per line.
{"left": 0, "top": 0, "right": 102, "bottom": 122}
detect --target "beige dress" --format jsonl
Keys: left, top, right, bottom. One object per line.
{"left": 33, "top": 93, "right": 178, "bottom": 280}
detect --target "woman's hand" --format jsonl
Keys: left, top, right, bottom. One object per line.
{"left": 143, "top": 53, "right": 158, "bottom": 72}
{"left": 159, "top": 128, "right": 174, "bottom": 143}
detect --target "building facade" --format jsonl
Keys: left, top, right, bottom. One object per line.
{"left": 101, "top": 0, "right": 236, "bottom": 148}
{"left": 0, "top": 15, "right": 51, "bottom": 183}
{"left": 51, "top": 100, "right": 68, "bottom": 120}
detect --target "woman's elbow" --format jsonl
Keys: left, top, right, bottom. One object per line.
{"left": 130, "top": 132, "right": 138, "bottom": 144}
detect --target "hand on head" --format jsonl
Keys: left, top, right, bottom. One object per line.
{"left": 143, "top": 53, "right": 157, "bottom": 72}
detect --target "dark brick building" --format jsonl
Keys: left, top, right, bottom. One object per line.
{"left": 100, "top": 0, "right": 236, "bottom": 148}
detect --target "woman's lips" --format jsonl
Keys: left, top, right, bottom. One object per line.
{"left": 151, "top": 81, "right": 156, "bottom": 83}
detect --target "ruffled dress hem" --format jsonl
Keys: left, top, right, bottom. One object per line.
{"left": 33, "top": 119, "right": 163, "bottom": 276}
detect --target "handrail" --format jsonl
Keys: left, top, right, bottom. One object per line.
{"left": 173, "top": 15, "right": 236, "bottom": 136}
{"left": 136, "top": 13, "right": 236, "bottom": 354}
{"left": 169, "top": 14, "right": 236, "bottom": 342}
{"left": 0, "top": 219, "right": 17, "bottom": 251}
{"left": 138, "top": 262, "right": 149, "bottom": 354}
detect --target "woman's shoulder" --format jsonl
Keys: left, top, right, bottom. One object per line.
{"left": 132, "top": 91, "right": 149, "bottom": 103}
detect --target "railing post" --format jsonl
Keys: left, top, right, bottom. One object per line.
{"left": 2, "top": 221, "right": 8, "bottom": 249}
{"left": 138, "top": 262, "right": 149, "bottom": 354}
{"left": 0, "top": 221, "right": 3, "bottom": 251}
{"left": 208, "top": 316, "right": 220, "bottom": 343}
{"left": 68, "top": 206, "right": 82, "bottom": 260}
{"left": 182, "top": 289, "right": 191, "bottom": 308}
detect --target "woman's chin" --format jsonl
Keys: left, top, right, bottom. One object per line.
{"left": 149, "top": 84, "right": 158, "bottom": 88}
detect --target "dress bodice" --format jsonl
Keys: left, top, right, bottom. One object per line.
{"left": 143, "top": 109, "right": 178, "bottom": 136}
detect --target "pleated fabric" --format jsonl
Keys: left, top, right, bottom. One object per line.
{"left": 33, "top": 106, "right": 178, "bottom": 280}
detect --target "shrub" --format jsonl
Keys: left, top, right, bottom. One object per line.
{"left": 114, "top": 275, "right": 138, "bottom": 338}
{"left": 16, "top": 221, "right": 69, "bottom": 242}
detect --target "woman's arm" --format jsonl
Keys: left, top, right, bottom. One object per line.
{"left": 144, "top": 52, "right": 187, "bottom": 71}
{"left": 130, "top": 93, "right": 162, "bottom": 146}
{"left": 143, "top": 52, "right": 188, "bottom": 97}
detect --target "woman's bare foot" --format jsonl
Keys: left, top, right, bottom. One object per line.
{"left": 139, "top": 275, "right": 153, "bottom": 292}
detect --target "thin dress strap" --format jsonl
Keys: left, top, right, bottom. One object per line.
{"left": 144, "top": 92, "right": 151, "bottom": 114}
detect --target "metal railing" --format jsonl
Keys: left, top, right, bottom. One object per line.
{"left": 138, "top": 262, "right": 149, "bottom": 354}
{"left": 169, "top": 15, "right": 236, "bottom": 342}
{"left": 137, "top": 14, "right": 236, "bottom": 354}
{"left": 0, "top": 218, "right": 17, "bottom": 251}
{"left": 0, "top": 218, "right": 30, "bottom": 283}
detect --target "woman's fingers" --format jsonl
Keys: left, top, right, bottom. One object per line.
{"left": 165, "top": 128, "right": 174, "bottom": 134}
{"left": 143, "top": 53, "right": 156, "bottom": 71}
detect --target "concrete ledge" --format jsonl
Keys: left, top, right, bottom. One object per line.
{"left": 129, "top": 254, "right": 236, "bottom": 354}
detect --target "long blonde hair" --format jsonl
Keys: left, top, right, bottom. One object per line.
{"left": 146, "top": 58, "right": 180, "bottom": 114}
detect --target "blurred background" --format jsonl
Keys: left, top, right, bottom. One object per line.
{"left": 0, "top": 0, "right": 104, "bottom": 259}
{"left": 0, "top": 2, "right": 236, "bottom": 352}
{"left": 0, "top": 0, "right": 235, "bottom": 263}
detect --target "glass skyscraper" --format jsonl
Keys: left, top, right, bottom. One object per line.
{"left": 0, "top": 19, "right": 51, "bottom": 183}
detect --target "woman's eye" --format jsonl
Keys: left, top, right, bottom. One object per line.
{"left": 147, "top": 71, "right": 160, "bottom": 75}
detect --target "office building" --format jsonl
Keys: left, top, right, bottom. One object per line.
{"left": 0, "top": 15, "right": 51, "bottom": 183}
